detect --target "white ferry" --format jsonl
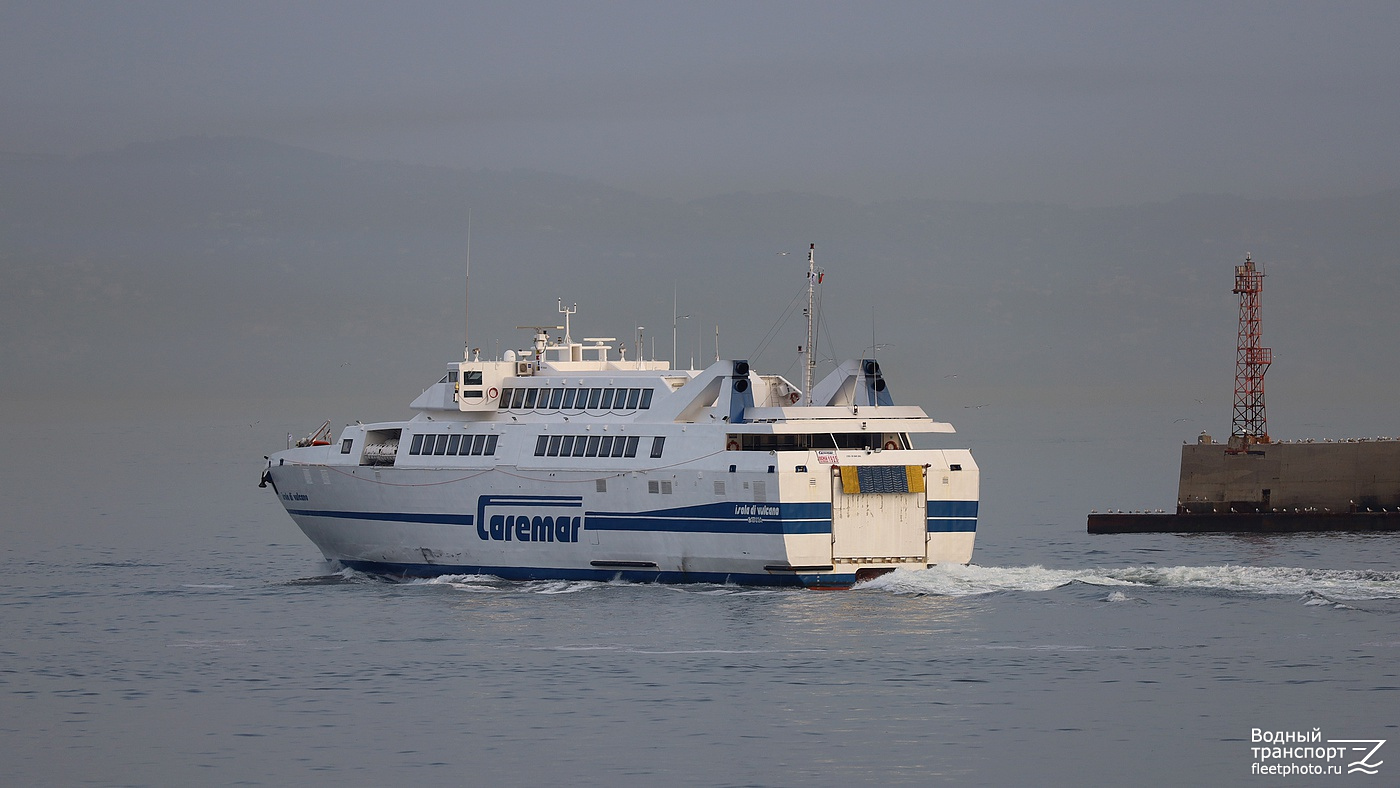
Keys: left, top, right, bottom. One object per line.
{"left": 261, "top": 249, "right": 978, "bottom": 587}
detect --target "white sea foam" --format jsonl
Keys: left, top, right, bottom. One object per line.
{"left": 860, "top": 563, "right": 1400, "bottom": 600}
{"left": 539, "top": 645, "right": 776, "bottom": 655}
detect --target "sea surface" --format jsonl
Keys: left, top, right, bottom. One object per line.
{"left": 4, "top": 408, "right": 1397, "bottom": 786}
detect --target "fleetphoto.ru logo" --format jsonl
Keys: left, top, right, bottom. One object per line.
{"left": 1251, "top": 728, "right": 1385, "bottom": 776}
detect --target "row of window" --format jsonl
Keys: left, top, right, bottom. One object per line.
{"left": 408, "top": 433, "right": 501, "bottom": 456}
{"left": 730, "top": 433, "right": 908, "bottom": 451}
{"left": 532, "top": 434, "right": 666, "bottom": 459}
{"left": 501, "top": 386, "right": 655, "bottom": 412}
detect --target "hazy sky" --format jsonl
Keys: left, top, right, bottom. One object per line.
{"left": 3, "top": 1, "right": 1398, "bottom": 205}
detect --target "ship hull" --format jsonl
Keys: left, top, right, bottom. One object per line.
{"left": 266, "top": 458, "right": 976, "bottom": 588}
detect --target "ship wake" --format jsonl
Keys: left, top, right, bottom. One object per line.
{"left": 860, "top": 563, "right": 1400, "bottom": 601}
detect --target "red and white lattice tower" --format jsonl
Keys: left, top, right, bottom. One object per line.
{"left": 1230, "top": 254, "right": 1271, "bottom": 447}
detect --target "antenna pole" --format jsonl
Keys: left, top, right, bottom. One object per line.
{"left": 463, "top": 209, "right": 472, "bottom": 360}
{"left": 557, "top": 298, "right": 576, "bottom": 345}
{"left": 804, "top": 243, "right": 816, "bottom": 405}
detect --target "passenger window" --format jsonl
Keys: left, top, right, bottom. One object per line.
{"left": 498, "top": 388, "right": 513, "bottom": 409}
{"left": 585, "top": 435, "right": 601, "bottom": 456}
{"left": 510, "top": 388, "right": 526, "bottom": 409}
{"left": 523, "top": 388, "right": 539, "bottom": 409}
{"left": 640, "top": 389, "right": 653, "bottom": 409}
{"left": 572, "top": 436, "right": 587, "bottom": 457}
{"left": 624, "top": 436, "right": 639, "bottom": 457}
{"left": 650, "top": 436, "right": 665, "bottom": 458}
{"left": 587, "top": 388, "right": 603, "bottom": 409}
{"left": 562, "top": 388, "right": 578, "bottom": 409}
{"left": 410, "top": 434, "right": 425, "bottom": 455}
{"left": 433, "top": 435, "right": 449, "bottom": 455}
{"left": 446, "top": 435, "right": 461, "bottom": 454}
{"left": 547, "top": 435, "right": 562, "bottom": 457}
{"left": 548, "top": 388, "right": 565, "bottom": 409}
{"left": 534, "top": 436, "right": 549, "bottom": 456}
{"left": 610, "top": 436, "right": 627, "bottom": 457}
{"left": 626, "top": 388, "right": 641, "bottom": 409}
{"left": 599, "top": 435, "right": 614, "bottom": 457}
{"left": 560, "top": 436, "right": 575, "bottom": 456}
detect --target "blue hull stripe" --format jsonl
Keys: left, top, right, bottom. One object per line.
{"left": 288, "top": 509, "right": 474, "bottom": 526}
{"left": 287, "top": 500, "right": 977, "bottom": 535}
{"left": 927, "top": 518, "right": 978, "bottom": 533}
{"left": 929, "top": 500, "right": 979, "bottom": 518}
{"left": 586, "top": 516, "right": 828, "bottom": 535}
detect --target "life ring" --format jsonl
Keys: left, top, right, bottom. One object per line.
{"left": 726, "top": 438, "right": 741, "bottom": 451}
{"left": 883, "top": 439, "right": 899, "bottom": 450}
{"left": 788, "top": 392, "right": 800, "bottom": 404}
{"left": 488, "top": 387, "right": 499, "bottom": 399}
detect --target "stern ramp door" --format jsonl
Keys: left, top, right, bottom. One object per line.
{"left": 831, "top": 466, "right": 927, "bottom": 562}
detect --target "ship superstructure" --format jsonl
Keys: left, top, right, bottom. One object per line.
{"left": 263, "top": 263, "right": 978, "bottom": 587}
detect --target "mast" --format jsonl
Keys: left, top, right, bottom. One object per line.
{"left": 558, "top": 298, "right": 576, "bottom": 345}
{"left": 463, "top": 210, "right": 472, "bottom": 360}
{"left": 804, "top": 243, "right": 816, "bottom": 405}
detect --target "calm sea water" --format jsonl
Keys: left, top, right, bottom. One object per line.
{"left": 4, "top": 408, "right": 1397, "bottom": 786}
